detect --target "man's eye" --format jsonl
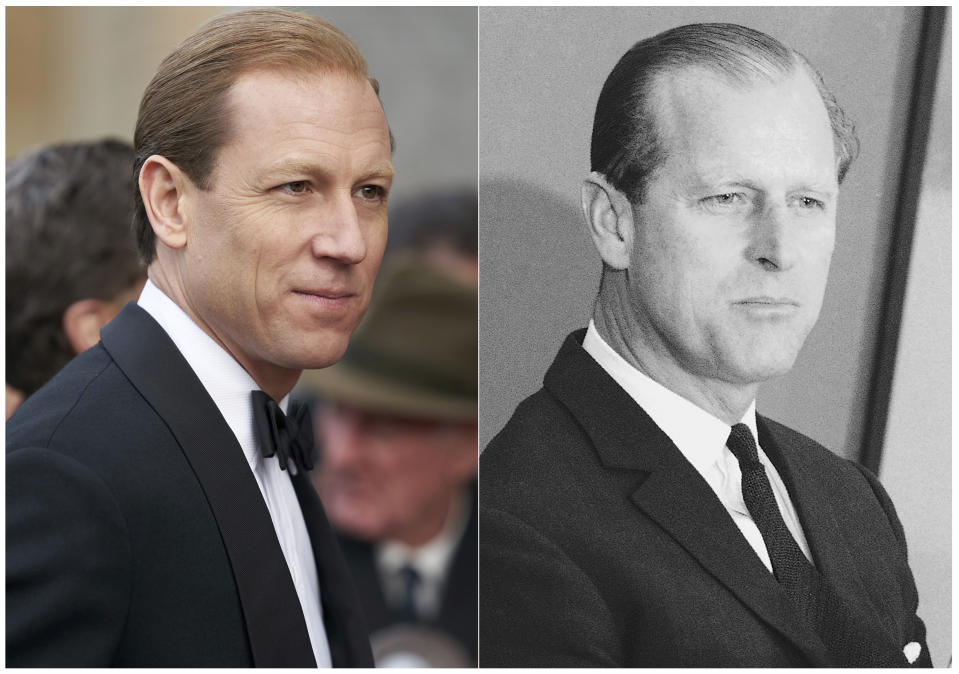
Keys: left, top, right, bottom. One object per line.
{"left": 281, "top": 181, "right": 309, "bottom": 194}
{"left": 356, "top": 185, "right": 386, "bottom": 201}
{"left": 706, "top": 193, "right": 743, "bottom": 205}
{"left": 797, "top": 196, "right": 825, "bottom": 210}
{"left": 701, "top": 193, "right": 746, "bottom": 210}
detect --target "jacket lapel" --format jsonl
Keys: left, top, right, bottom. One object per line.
{"left": 758, "top": 418, "right": 907, "bottom": 664}
{"left": 290, "top": 470, "right": 375, "bottom": 667}
{"left": 544, "top": 330, "right": 833, "bottom": 666}
{"left": 757, "top": 418, "right": 868, "bottom": 602}
{"left": 101, "top": 304, "right": 316, "bottom": 667}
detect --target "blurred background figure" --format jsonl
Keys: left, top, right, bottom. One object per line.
{"left": 6, "top": 139, "right": 146, "bottom": 418}
{"left": 384, "top": 188, "right": 478, "bottom": 289}
{"left": 299, "top": 190, "right": 477, "bottom": 667}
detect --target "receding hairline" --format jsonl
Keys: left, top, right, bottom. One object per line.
{"left": 198, "top": 64, "right": 392, "bottom": 188}
{"left": 648, "top": 57, "right": 827, "bottom": 129}
{"left": 634, "top": 56, "right": 837, "bottom": 191}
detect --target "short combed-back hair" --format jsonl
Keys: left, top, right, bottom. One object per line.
{"left": 133, "top": 8, "right": 387, "bottom": 264}
{"left": 591, "top": 22, "right": 859, "bottom": 202}
{"left": 6, "top": 139, "right": 144, "bottom": 395}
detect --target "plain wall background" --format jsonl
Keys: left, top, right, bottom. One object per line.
{"left": 6, "top": 6, "right": 478, "bottom": 209}
{"left": 479, "top": 7, "right": 949, "bottom": 664}
{"left": 880, "top": 10, "right": 952, "bottom": 667}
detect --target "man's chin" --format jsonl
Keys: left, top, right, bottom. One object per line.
{"left": 283, "top": 338, "right": 351, "bottom": 371}
{"left": 724, "top": 352, "right": 801, "bottom": 385}
{"left": 329, "top": 512, "right": 388, "bottom": 542}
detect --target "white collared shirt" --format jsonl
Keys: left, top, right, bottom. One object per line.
{"left": 138, "top": 280, "right": 332, "bottom": 667}
{"left": 582, "top": 320, "right": 812, "bottom": 572}
{"left": 375, "top": 489, "right": 470, "bottom": 620}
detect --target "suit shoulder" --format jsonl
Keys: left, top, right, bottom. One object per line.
{"left": 481, "top": 385, "right": 605, "bottom": 525}
{"left": 7, "top": 345, "right": 116, "bottom": 450}
{"left": 483, "top": 386, "right": 588, "bottom": 475}
{"left": 7, "top": 344, "right": 167, "bottom": 475}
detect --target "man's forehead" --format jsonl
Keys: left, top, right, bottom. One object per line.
{"left": 651, "top": 64, "right": 822, "bottom": 120}
{"left": 209, "top": 67, "right": 391, "bottom": 177}
{"left": 652, "top": 67, "right": 832, "bottom": 148}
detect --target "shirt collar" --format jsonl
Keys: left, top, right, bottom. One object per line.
{"left": 137, "top": 279, "right": 287, "bottom": 471}
{"left": 377, "top": 489, "right": 469, "bottom": 582}
{"left": 582, "top": 319, "right": 757, "bottom": 474}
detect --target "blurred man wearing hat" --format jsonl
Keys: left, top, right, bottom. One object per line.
{"left": 300, "top": 251, "right": 478, "bottom": 666}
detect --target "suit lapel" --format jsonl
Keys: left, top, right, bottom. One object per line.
{"left": 101, "top": 304, "right": 316, "bottom": 667}
{"left": 544, "top": 331, "right": 833, "bottom": 666}
{"left": 290, "top": 470, "right": 375, "bottom": 667}
{"left": 758, "top": 418, "right": 906, "bottom": 664}
{"left": 757, "top": 418, "right": 867, "bottom": 602}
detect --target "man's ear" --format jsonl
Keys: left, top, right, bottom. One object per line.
{"left": 139, "top": 155, "right": 190, "bottom": 251}
{"left": 62, "top": 299, "right": 114, "bottom": 354}
{"left": 581, "top": 172, "right": 635, "bottom": 270}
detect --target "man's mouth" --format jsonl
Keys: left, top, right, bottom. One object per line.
{"left": 292, "top": 288, "right": 357, "bottom": 310}
{"left": 735, "top": 296, "right": 799, "bottom": 306}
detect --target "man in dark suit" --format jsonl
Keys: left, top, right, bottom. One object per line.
{"left": 300, "top": 253, "right": 478, "bottom": 666}
{"left": 480, "top": 23, "right": 930, "bottom": 667}
{"left": 6, "top": 8, "right": 393, "bottom": 666}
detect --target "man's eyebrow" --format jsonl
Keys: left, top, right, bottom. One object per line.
{"left": 690, "top": 173, "right": 759, "bottom": 191}
{"left": 691, "top": 172, "right": 838, "bottom": 197}
{"left": 360, "top": 163, "right": 395, "bottom": 181}
{"left": 790, "top": 182, "right": 837, "bottom": 197}
{"left": 261, "top": 159, "right": 394, "bottom": 181}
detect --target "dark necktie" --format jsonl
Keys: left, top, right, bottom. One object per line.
{"left": 398, "top": 564, "right": 421, "bottom": 623}
{"left": 726, "top": 424, "right": 906, "bottom": 667}
{"left": 251, "top": 390, "right": 315, "bottom": 473}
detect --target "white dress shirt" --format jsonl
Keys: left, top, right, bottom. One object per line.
{"left": 582, "top": 320, "right": 812, "bottom": 572}
{"left": 139, "top": 280, "right": 332, "bottom": 666}
{"left": 375, "top": 489, "right": 470, "bottom": 620}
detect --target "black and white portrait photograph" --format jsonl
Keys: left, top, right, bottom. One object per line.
{"left": 479, "top": 6, "right": 949, "bottom": 667}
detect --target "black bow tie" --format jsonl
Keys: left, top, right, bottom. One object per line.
{"left": 251, "top": 390, "right": 315, "bottom": 473}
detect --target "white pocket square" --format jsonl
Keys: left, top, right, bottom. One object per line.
{"left": 903, "top": 641, "right": 921, "bottom": 664}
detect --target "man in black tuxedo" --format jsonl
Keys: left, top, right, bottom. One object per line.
{"left": 480, "top": 23, "right": 930, "bottom": 667}
{"left": 7, "top": 8, "right": 393, "bottom": 666}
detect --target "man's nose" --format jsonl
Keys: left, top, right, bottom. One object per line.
{"left": 747, "top": 204, "right": 796, "bottom": 271}
{"left": 310, "top": 191, "right": 368, "bottom": 264}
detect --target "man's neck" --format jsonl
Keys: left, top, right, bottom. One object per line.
{"left": 592, "top": 299, "right": 757, "bottom": 426}
{"left": 147, "top": 266, "right": 299, "bottom": 401}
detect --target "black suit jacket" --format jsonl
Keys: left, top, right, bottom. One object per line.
{"left": 480, "top": 330, "right": 930, "bottom": 667}
{"left": 6, "top": 303, "right": 374, "bottom": 667}
{"left": 334, "top": 485, "right": 478, "bottom": 661}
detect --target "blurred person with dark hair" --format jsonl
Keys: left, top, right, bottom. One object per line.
{"left": 300, "top": 194, "right": 478, "bottom": 665}
{"left": 6, "top": 8, "right": 393, "bottom": 666}
{"left": 385, "top": 188, "right": 477, "bottom": 287}
{"left": 5, "top": 139, "right": 146, "bottom": 417}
